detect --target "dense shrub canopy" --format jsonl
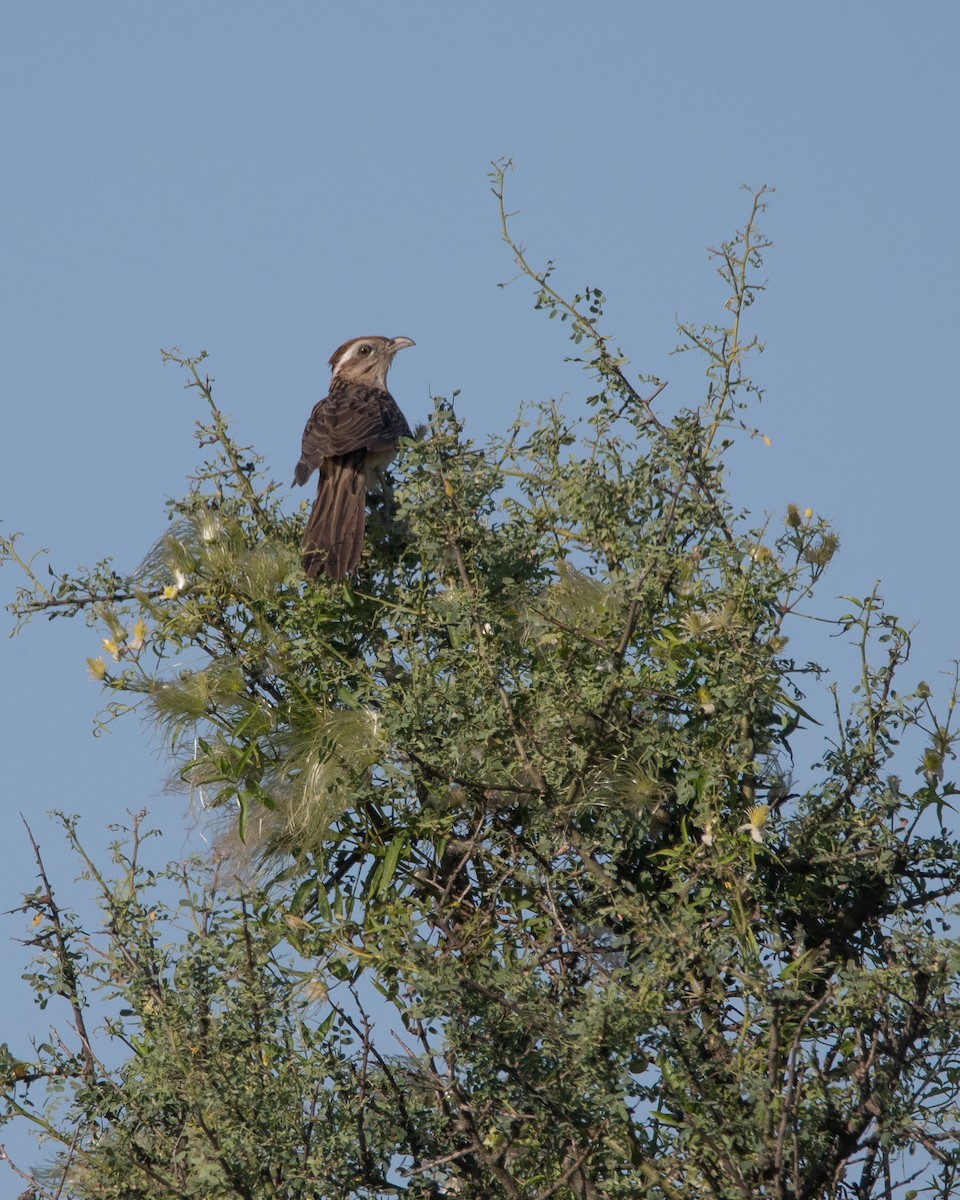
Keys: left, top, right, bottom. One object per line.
{"left": 3, "top": 171, "right": 959, "bottom": 1199}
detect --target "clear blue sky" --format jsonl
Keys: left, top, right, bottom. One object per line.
{"left": 2, "top": 1, "right": 958, "bottom": 1178}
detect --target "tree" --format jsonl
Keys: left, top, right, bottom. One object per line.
{"left": 3, "top": 162, "right": 960, "bottom": 1199}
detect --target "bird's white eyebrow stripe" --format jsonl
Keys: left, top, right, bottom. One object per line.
{"left": 331, "top": 339, "right": 368, "bottom": 373}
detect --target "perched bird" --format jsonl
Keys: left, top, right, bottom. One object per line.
{"left": 293, "top": 335, "right": 414, "bottom": 580}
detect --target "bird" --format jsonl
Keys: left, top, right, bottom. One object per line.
{"left": 293, "top": 335, "right": 414, "bottom": 580}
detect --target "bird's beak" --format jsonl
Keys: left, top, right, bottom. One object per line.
{"left": 388, "top": 337, "right": 416, "bottom": 352}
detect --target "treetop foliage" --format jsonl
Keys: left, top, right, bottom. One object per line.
{"left": 2, "top": 162, "right": 959, "bottom": 1199}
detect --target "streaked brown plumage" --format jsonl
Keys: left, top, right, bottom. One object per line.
{"left": 293, "top": 335, "right": 414, "bottom": 580}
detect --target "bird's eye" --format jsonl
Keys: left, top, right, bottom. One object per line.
{"left": 358, "top": 344, "right": 371, "bottom": 355}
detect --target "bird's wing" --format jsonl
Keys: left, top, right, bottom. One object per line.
{"left": 295, "top": 382, "right": 410, "bottom": 484}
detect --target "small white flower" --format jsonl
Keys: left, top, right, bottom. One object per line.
{"left": 199, "top": 512, "right": 221, "bottom": 543}
{"left": 738, "top": 804, "right": 770, "bottom": 844}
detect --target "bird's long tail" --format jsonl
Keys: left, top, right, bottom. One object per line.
{"left": 301, "top": 451, "right": 367, "bottom": 580}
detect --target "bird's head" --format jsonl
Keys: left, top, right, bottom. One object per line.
{"left": 328, "top": 335, "right": 415, "bottom": 388}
